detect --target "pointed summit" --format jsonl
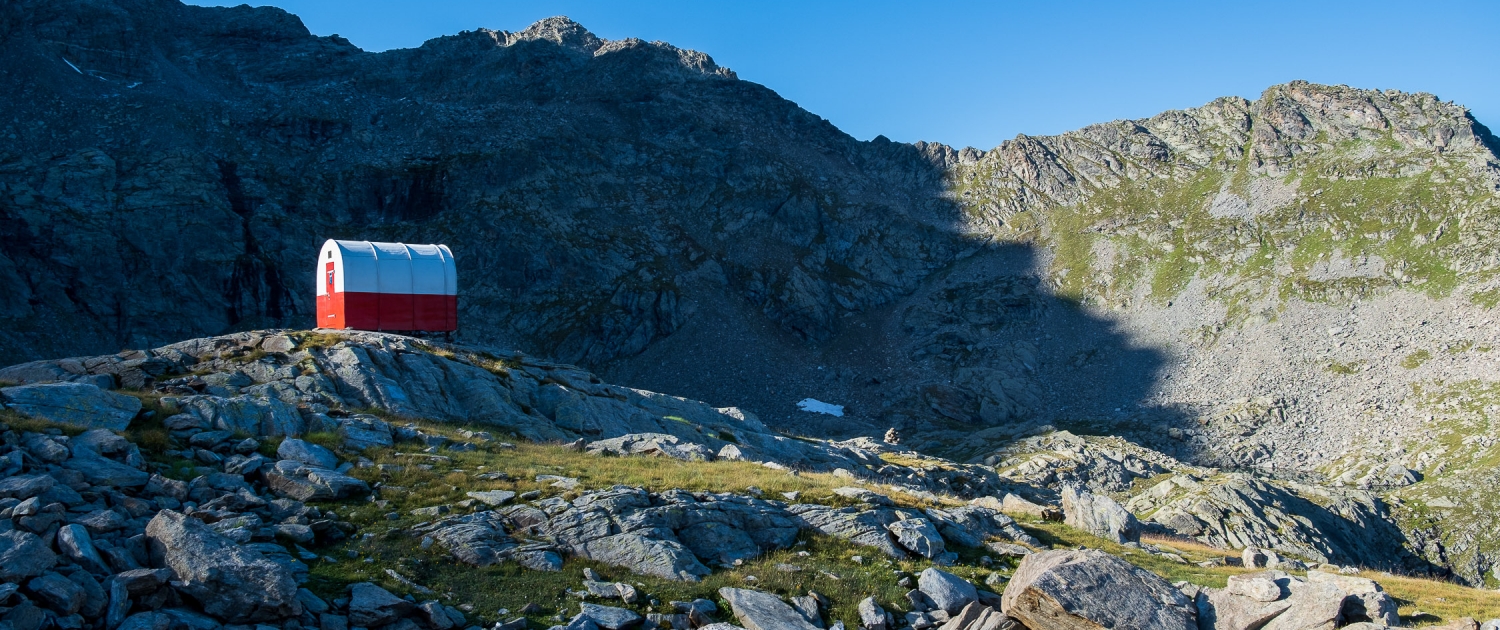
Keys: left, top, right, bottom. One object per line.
{"left": 512, "top": 16, "right": 603, "bottom": 54}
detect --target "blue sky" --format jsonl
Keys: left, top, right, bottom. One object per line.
{"left": 190, "top": 1, "right": 1500, "bottom": 150}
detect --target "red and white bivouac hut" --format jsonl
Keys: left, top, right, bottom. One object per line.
{"left": 315, "top": 239, "right": 457, "bottom": 332}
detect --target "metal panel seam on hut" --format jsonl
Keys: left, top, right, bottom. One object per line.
{"left": 315, "top": 239, "right": 456, "bottom": 332}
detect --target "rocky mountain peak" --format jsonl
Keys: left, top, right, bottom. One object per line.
{"left": 510, "top": 16, "right": 604, "bottom": 54}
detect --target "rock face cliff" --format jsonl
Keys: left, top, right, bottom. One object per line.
{"left": 6, "top": 0, "right": 1500, "bottom": 584}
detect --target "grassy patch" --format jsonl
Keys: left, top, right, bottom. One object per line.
{"left": 0, "top": 408, "right": 90, "bottom": 436}
{"left": 293, "top": 331, "right": 350, "bottom": 349}
{"left": 1325, "top": 360, "right": 1366, "bottom": 375}
{"left": 1402, "top": 349, "right": 1433, "bottom": 370}
{"left": 261, "top": 418, "right": 1500, "bottom": 628}
{"left": 303, "top": 431, "right": 343, "bottom": 451}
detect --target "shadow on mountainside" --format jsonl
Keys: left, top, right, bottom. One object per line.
{"left": 0, "top": 0, "right": 1238, "bottom": 460}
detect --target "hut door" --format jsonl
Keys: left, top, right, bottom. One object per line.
{"left": 325, "top": 262, "right": 335, "bottom": 294}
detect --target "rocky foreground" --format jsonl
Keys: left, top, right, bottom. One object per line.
{"left": 1, "top": 330, "right": 1498, "bottom": 629}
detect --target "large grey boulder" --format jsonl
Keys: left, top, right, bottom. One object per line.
{"left": 1225, "top": 573, "right": 1285, "bottom": 602}
{"left": 1061, "top": 486, "right": 1140, "bottom": 544}
{"left": 27, "top": 572, "right": 85, "bottom": 615}
{"left": 57, "top": 524, "right": 109, "bottom": 574}
{"left": 170, "top": 394, "right": 304, "bottom": 437}
{"left": 925, "top": 505, "right": 1041, "bottom": 548}
{"left": 1001, "top": 549, "right": 1195, "bottom": 630}
{"left": 0, "top": 474, "right": 55, "bottom": 500}
{"left": 918, "top": 568, "right": 977, "bottom": 614}
{"left": 677, "top": 521, "right": 761, "bottom": 566}
{"left": 413, "top": 511, "right": 562, "bottom": 570}
{"left": 935, "top": 602, "right": 1015, "bottom": 630}
{"left": 0, "top": 530, "right": 57, "bottom": 581}
{"left": 1197, "top": 586, "right": 1294, "bottom": 630}
{"left": 265, "top": 460, "right": 369, "bottom": 501}
{"left": 577, "top": 533, "right": 711, "bottom": 581}
{"left": 1303, "top": 570, "right": 1399, "bottom": 626}
{"left": 0, "top": 382, "right": 141, "bottom": 430}
{"left": 1199, "top": 570, "right": 1399, "bottom": 630}
{"left": 857, "top": 597, "right": 888, "bottom": 630}
{"left": 349, "top": 582, "right": 414, "bottom": 627}
{"left": 1260, "top": 580, "right": 1346, "bottom": 630}
{"left": 576, "top": 603, "right": 643, "bottom": 630}
{"left": 887, "top": 518, "right": 945, "bottom": 559}
{"left": 789, "top": 505, "right": 907, "bottom": 558}
{"left": 337, "top": 414, "right": 396, "bottom": 450}
{"left": 719, "top": 588, "right": 821, "bottom": 630}
{"left": 145, "top": 510, "right": 302, "bottom": 622}
{"left": 466, "top": 490, "right": 517, "bottom": 507}
{"left": 65, "top": 429, "right": 149, "bottom": 488}
{"left": 276, "top": 438, "right": 339, "bottom": 469}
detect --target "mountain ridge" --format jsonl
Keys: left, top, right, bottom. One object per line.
{"left": 8, "top": 0, "right": 1500, "bottom": 587}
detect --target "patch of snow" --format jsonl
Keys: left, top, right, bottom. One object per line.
{"left": 796, "top": 398, "right": 844, "bottom": 417}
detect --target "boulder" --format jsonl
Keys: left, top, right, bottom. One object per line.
{"left": 719, "top": 588, "right": 821, "bottom": 630}
{"left": 1197, "top": 586, "right": 1293, "bottom": 630}
{"left": 0, "top": 474, "right": 55, "bottom": 500}
{"left": 1001, "top": 549, "right": 1195, "bottom": 630}
{"left": 1060, "top": 486, "right": 1140, "bottom": 544}
{"left": 918, "top": 568, "right": 977, "bottom": 614}
{"left": 26, "top": 572, "right": 85, "bottom": 615}
{"left": 0, "top": 530, "right": 57, "bottom": 582}
{"left": 1225, "top": 573, "right": 1284, "bottom": 602}
{"left": 172, "top": 394, "right": 304, "bottom": 437}
{"left": 57, "top": 524, "right": 110, "bottom": 574}
{"left": 577, "top": 603, "right": 644, "bottom": 630}
{"left": 349, "top": 582, "right": 414, "bottom": 627}
{"left": 338, "top": 414, "right": 395, "bottom": 450}
{"left": 789, "top": 505, "right": 908, "bottom": 558}
{"left": 277, "top": 439, "right": 339, "bottom": 469}
{"left": 857, "top": 597, "right": 887, "bottom": 630}
{"left": 466, "top": 490, "right": 517, "bottom": 506}
{"left": 144, "top": 510, "right": 302, "bottom": 622}
{"left": 1342, "top": 591, "right": 1399, "bottom": 628}
{"left": 1261, "top": 581, "right": 1346, "bottom": 630}
{"left": 1243, "top": 547, "right": 1270, "bottom": 569}
{"left": 577, "top": 533, "right": 711, "bottom": 581}
{"left": 265, "top": 460, "right": 369, "bottom": 501}
{"left": 888, "top": 518, "right": 945, "bottom": 559}
{"left": 1000, "top": 494, "right": 1061, "bottom": 520}
{"left": 677, "top": 521, "right": 761, "bottom": 566}
{"left": 937, "top": 603, "right": 1017, "bottom": 630}
{"left": 0, "top": 382, "right": 141, "bottom": 430}
{"left": 419, "top": 511, "right": 520, "bottom": 566}
{"left": 114, "top": 568, "right": 174, "bottom": 596}
{"left": 63, "top": 453, "right": 150, "bottom": 488}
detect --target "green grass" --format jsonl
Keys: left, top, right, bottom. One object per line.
{"left": 1, "top": 408, "right": 89, "bottom": 436}
{"left": 265, "top": 418, "right": 1500, "bottom": 628}
{"left": 303, "top": 431, "right": 343, "bottom": 451}
{"left": 1325, "top": 360, "right": 1366, "bottom": 375}
{"left": 307, "top": 526, "right": 973, "bottom": 630}
{"left": 1470, "top": 289, "right": 1500, "bottom": 309}
{"left": 1402, "top": 349, "right": 1433, "bottom": 369}
{"left": 946, "top": 126, "right": 1500, "bottom": 327}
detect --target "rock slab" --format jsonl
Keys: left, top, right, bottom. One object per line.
{"left": 145, "top": 510, "right": 302, "bottom": 623}
{"left": 1001, "top": 549, "right": 1195, "bottom": 630}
